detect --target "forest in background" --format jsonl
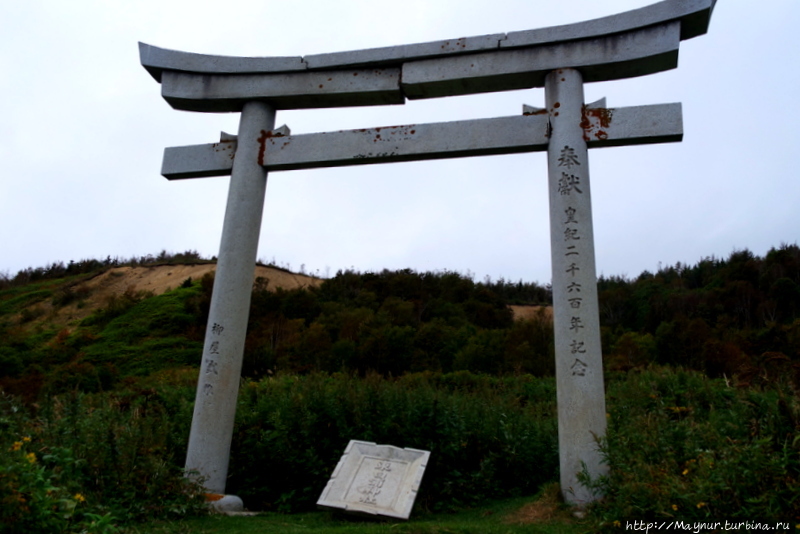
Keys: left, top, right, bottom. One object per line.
{"left": 1, "top": 244, "right": 799, "bottom": 398}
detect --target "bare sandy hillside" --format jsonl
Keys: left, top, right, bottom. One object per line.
{"left": 509, "top": 305, "right": 553, "bottom": 322}
{"left": 82, "top": 264, "right": 321, "bottom": 297}
{"left": 21, "top": 264, "right": 323, "bottom": 330}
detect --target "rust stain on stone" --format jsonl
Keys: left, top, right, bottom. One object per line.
{"left": 257, "top": 129, "right": 288, "bottom": 166}
{"left": 580, "top": 105, "right": 614, "bottom": 142}
{"left": 257, "top": 130, "right": 269, "bottom": 166}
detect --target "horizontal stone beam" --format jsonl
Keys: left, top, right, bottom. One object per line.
{"left": 161, "top": 103, "right": 682, "bottom": 179}
{"left": 162, "top": 139, "right": 238, "bottom": 179}
{"left": 160, "top": 68, "right": 403, "bottom": 113}
{"left": 140, "top": 0, "right": 714, "bottom": 80}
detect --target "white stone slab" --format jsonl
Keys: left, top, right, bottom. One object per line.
{"left": 317, "top": 440, "right": 429, "bottom": 520}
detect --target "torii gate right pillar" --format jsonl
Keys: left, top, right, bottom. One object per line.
{"left": 545, "top": 68, "right": 608, "bottom": 505}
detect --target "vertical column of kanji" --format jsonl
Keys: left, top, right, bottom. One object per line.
{"left": 185, "top": 101, "right": 276, "bottom": 495}
{"left": 544, "top": 69, "right": 607, "bottom": 505}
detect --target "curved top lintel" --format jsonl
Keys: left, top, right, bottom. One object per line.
{"left": 502, "top": 0, "right": 716, "bottom": 50}
{"left": 138, "top": 43, "right": 306, "bottom": 82}
{"left": 140, "top": 0, "right": 716, "bottom": 82}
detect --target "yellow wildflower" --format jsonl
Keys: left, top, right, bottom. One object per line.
{"left": 682, "top": 469, "right": 689, "bottom": 475}
{"left": 672, "top": 504, "right": 678, "bottom": 511}
{"left": 25, "top": 452, "right": 36, "bottom": 464}
{"left": 74, "top": 493, "right": 86, "bottom": 503}
{"left": 22, "top": 437, "right": 31, "bottom": 443}
{"left": 697, "top": 502, "right": 707, "bottom": 509}
{"left": 613, "top": 520, "right": 621, "bottom": 527}
{"left": 11, "top": 441, "right": 22, "bottom": 451}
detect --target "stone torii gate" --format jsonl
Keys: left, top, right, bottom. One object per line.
{"left": 140, "top": 0, "right": 715, "bottom": 508}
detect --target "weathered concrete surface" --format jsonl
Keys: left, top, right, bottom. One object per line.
{"left": 209, "top": 495, "right": 245, "bottom": 513}
{"left": 162, "top": 134, "right": 238, "bottom": 179}
{"left": 184, "top": 101, "right": 276, "bottom": 494}
{"left": 303, "top": 33, "right": 505, "bottom": 70}
{"left": 545, "top": 68, "right": 608, "bottom": 506}
{"left": 139, "top": 42, "right": 304, "bottom": 82}
{"left": 401, "top": 22, "right": 680, "bottom": 99}
{"left": 161, "top": 103, "right": 682, "bottom": 179}
{"left": 581, "top": 102, "right": 682, "bottom": 148}
{"left": 140, "top": 0, "right": 714, "bottom": 81}
{"left": 504, "top": 0, "right": 715, "bottom": 47}
{"left": 262, "top": 115, "right": 548, "bottom": 171}
{"left": 160, "top": 68, "right": 403, "bottom": 112}
{"left": 317, "top": 441, "right": 429, "bottom": 520}
{"left": 140, "top": 0, "right": 715, "bottom": 110}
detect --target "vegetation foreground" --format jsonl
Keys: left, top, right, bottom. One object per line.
{"left": 2, "top": 368, "right": 797, "bottom": 533}
{"left": 1, "top": 247, "right": 799, "bottom": 532}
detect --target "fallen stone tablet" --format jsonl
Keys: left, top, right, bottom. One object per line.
{"left": 317, "top": 440, "right": 430, "bottom": 520}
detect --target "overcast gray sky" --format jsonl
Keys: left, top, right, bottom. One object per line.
{"left": 1, "top": 0, "right": 798, "bottom": 285}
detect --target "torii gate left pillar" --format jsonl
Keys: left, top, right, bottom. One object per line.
{"left": 183, "top": 101, "right": 275, "bottom": 495}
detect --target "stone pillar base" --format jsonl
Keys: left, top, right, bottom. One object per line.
{"left": 206, "top": 493, "right": 244, "bottom": 513}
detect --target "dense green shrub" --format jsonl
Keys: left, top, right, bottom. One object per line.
{"left": 227, "top": 372, "right": 559, "bottom": 513}
{"left": 3, "top": 365, "right": 800, "bottom": 530}
{"left": 587, "top": 367, "right": 800, "bottom": 527}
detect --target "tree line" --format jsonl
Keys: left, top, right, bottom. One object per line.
{"left": 1, "top": 244, "right": 799, "bottom": 394}
{"left": 598, "top": 243, "right": 800, "bottom": 385}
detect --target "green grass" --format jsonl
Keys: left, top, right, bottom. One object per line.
{"left": 0, "top": 288, "right": 54, "bottom": 317}
{"left": 127, "top": 496, "right": 583, "bottom": 534}
{"left": 78, "top": 284, "right": 204, "bottom": 377}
